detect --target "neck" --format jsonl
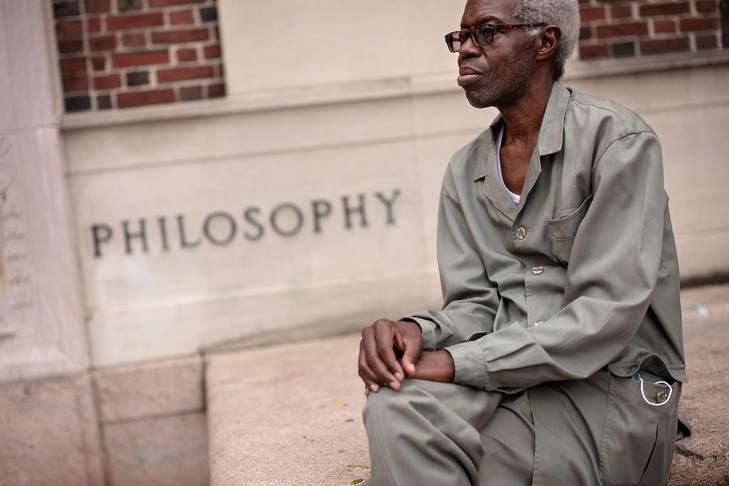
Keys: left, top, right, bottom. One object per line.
{"left": 498, "top": 75, "right": 554, "bottom": 145}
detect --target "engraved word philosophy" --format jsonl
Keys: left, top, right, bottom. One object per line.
{"left": 91, "top": 189, "right": 401, "bottom": 258}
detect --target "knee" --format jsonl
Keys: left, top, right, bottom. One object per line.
{"left": 362, "top": 381, "right": 426, "bottom": 433}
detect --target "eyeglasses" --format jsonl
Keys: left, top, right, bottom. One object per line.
{"left": 445, "top": 23, "right": 547, "bottom": 52}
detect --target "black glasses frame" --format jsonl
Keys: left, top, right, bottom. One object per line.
{"left": 445, "top": 23, "right": 547, "bottom": 52}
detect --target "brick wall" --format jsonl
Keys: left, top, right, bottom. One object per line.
{"left": 579, "top": 0, "right": 729, "bottom": 60}
{"left": 53, "top": 0, "right": 225, "bottom": 112}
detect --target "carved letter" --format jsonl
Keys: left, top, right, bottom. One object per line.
{"left": 243, "top": 207, "right": 265, "bottom": 241}
{"left": 311, "top": 200, "right": 332, "bottom": 233}
{"left": 374, "top": 189, "right": 401, "bottom": 225}
{"left": 203, "top": 211, "right": 237, "bottom": 246}
{"left": 122, "top": 219, "right": 149, "bottom": 255}
{"left": 158, "top": 216, "right": 170, "bottom": 252}
{"left": 177, "top": 214, "right": 201, "bottom": 249}
{"left": 91, "top": 224, "right": 113, "bottom": 258}
{"left": 342, "top": 194, "right": 368, "bottom": 229}
{"left": 270, "top": 203, "right": 304, "bottom": 237}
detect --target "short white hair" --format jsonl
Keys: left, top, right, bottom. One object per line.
{"left": 512, "top": 0, "right": 580, "bottom": 80}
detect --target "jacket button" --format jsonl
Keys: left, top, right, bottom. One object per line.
{"left": 515, "top": 227, "right": 527, "bottom": 240}
{"left": 534, "top": 321, "right": 543, "bottom": 327}
{"left": 656, "top": 391, "right": 669, "bottom": 403}
{"left": 531, "top": 266, "right": 544, "bottom": 275}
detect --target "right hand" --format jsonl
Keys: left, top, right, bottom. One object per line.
{"left": 358, "top": 319, "right": 423, "bottom": 396}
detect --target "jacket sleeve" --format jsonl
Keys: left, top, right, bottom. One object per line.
{"left": 406, "top": 164, "right": 500, "bottom": 350}
{"left": 446, "top": 131, "right": 674, "bottom": 391}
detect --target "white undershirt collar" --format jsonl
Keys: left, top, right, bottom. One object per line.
{"left": 496, "top": 126, "right": 521, "bottom": 205}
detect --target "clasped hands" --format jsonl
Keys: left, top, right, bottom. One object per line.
{"left": 358, "top": 318, "right": 455, "bottom": 396}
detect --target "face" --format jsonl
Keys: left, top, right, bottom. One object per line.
{"left": 456, "top": 0, "right": 537, "bottom": 109}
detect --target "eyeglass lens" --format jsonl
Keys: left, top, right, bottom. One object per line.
{"left": 446, "top": 26, "right": 494, "bottom": 52}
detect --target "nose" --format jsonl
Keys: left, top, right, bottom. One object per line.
{"left": 459, "top": 32, "right": 481, "bottom": 58}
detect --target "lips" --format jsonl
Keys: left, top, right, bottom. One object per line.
{"left": 457, "top": 68, "right": 482, "bottom": 87}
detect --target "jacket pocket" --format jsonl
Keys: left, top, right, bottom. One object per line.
{"left": 599, "top": 373, "right": 680, "bottom": 485}
{"left": 548, "top": 195, "right": 592, "bottom": 265}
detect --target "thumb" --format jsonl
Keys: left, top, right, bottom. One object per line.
{"left": 397, "top": 333, "right": 420, "bottom": 377}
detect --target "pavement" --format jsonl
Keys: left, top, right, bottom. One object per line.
{"left": 205, "top": 283, "right": 729, "bottom": 486}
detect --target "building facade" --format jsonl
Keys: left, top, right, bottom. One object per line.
{"left": 1, "top": 0, "right": 728, "bottom": 483}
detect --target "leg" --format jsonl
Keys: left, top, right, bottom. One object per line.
{"left": 478, "top": 391, "right": 535, "bottom": 485}
{"left": 363, "top": 379, "right": 503, "bottom": 486}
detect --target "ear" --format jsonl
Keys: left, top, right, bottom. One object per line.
{"left": 536, "top": 26, "right": 561, "bottom": 61}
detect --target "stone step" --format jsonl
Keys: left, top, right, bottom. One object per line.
{"left": 205, "top": 284, "right": 729, "bottom": 485}
{"left": 205, "top": 334, "right": 370, "bottom": 486}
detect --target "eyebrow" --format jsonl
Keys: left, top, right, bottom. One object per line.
{"left": 461, "top": 16, "right": 503, "bottom": 29}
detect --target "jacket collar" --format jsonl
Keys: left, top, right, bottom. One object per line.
{"left": 473, "top": 81, "right": 570, "bottom": 182}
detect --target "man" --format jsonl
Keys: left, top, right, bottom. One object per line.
{"left": 358, "top": 0, "right": 686, "bottom": 484}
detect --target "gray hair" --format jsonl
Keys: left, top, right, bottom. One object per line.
{"left": 512, "top": 0, "right": 580, "bottom": 80}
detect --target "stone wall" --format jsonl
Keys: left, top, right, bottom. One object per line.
{"left": 0, "top": 0, "right": 728, "bottom": 484}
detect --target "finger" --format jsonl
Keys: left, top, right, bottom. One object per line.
{"left": 396, "top": 322, "right": 423, "bottom": 377}
{"left": 373, "top": 320, "right": 406, "bottom": 382}
{"left": 362, "top": 322, "right": 402, "bottom": 390}
{"left": 358, "top": 339, "right": 381, "bottom": 391}
{"left": 359, "top": 332, "right": 392, "bottom": 392}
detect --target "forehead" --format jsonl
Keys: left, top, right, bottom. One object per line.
{"left": 461, "top": 0, "right": 520, "bottom": 27}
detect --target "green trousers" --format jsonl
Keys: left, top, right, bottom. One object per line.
{"left": 363, "top": 372, "right": 680, "bottom": 485}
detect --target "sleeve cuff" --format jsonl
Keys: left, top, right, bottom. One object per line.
{"left": 445, "top": 341, "right": 486, "bottom": 389}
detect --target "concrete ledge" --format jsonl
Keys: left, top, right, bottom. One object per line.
{"left": 666, "top": 284, "right": 729, "bottom": 485}
{"left": 205, "top": 334, "right": 369, "bottom": 486}
{"left": 205, "top": 285, "right": 729, "bottom": 485}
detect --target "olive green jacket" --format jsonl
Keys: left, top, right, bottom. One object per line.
{"left": 408, "top": 82, "right": 687, "bottom": 391}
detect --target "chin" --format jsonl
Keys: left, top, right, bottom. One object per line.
{"left": 464, "top": 90, "right": 494, "bottom": 109}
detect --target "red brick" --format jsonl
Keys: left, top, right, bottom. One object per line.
{"left": 123, "top": 33, "right": 147, "bottom": 47}
{"left": 680, "top": 17, "right": 718, "bottom": 32}
{"left": 92, "top": 56, "right": 106, "bottom": 71}
{"left": 117, "top": 88, "right": 175, "bottom": 108}
{"left": 113, "top": 50, "right": 169, "bottom": 68}
{"left": 215, "top": 62, "right": 224, "bottom": 78}
{"left": 85, "top": 0, "right": 111, "bottom": 13}
{"left": 208, "top": 83, "right": 225, "bottom": 98}
{"left": 150, "top": 0, "right": 204, "bottom": 6}
{"left": 180, "top": 85, "right": 203, "bottom": 101}
{"left": 152, "top": 28, "right": 209, "bottom": 44}
{"left": 610, "top": 4, "right": 633, "bottom": 18}
{"left": 696, "top": 0, "right": 717, "bottom": 13}
{"left": 107, "top": 12, "right": 164, "bottom": 30}
{"left": 596, "top": 22, "right": 648, "bottom": 38}
{"left": 157, "top": 65, "right": 214, "bottom": 83}
{"left": 581, "top": 7, "right": 606, "bottom": 22}
{"left": 653, "top": 20, "right": 676, "bottom": 34}
{"left": 579, "top": 43, "right": 610, "bottom": 58}
{"left": 93, "top": 74, "right": 122, "bottom": 90}
{"left": 58, "top": 39, "right": 84, "bottom": 53}
{"left": 89, "top": 35, "right": 117, "bottom": 51}
{"left": 639, "top": 2, "right": 690, "bottom": 16}
{"left": 56, "top": 20, "right": 83, "bottom": 37}
{"left": 696, "top": 34, "right": 718, "bottom": 49}
{"left": 63, "top": 75, "right": 89, "bottom": 92}
{"left": 60, "top": 57, "right": 87, "bottom": 74}
{"left": 177, "top": 47, "right": 198, "bottom": 62}
{"left": 578, "top": 0, "right": 591, "bottom": 5}
{"left": 170, "top": 9, "right": 195, "bottom": 25}
{"left": 204, "top": 45, "right": 221, "bottom": 59}
{"left": 640, "top": 36, "right": 690, "bottom": 54}
{"left": 97, "top": 94, "right": 112, "bottom": 109}
{"left": 87, "top": 17, "right": 102, "bottom": 33}
{"left": 723, "top": 33, "right": 729, "bottom": 48}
